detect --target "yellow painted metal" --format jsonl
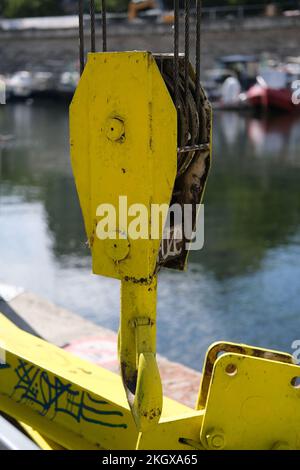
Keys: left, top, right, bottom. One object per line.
{"left": 136, "top": 411, "right": 205, "bottom": 450}
{"left": 197, "top": 340, "right": 294, "bottom": 409}
{"left": 2, "top": 311, "right": 300, "bottom": 449}
{"left": 0, "top": 312, "right": 137, "bottom": 449}
{"left": 198, "top": 345, "right": 300, "bottom": 449}
{"left": 119, "top": 276, "right": 162, "bottom": 431}
{"left": 70, "top": 51, "right": 177, "bottom": 282}
{"left": 0, "top": 313, "right": 203, "bottom": 450}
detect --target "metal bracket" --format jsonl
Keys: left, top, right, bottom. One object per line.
{"left": 197, "top": 341, "right": 300, "bottom": 450}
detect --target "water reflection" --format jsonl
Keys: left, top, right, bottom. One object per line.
{"left": 0, "top": 102, "right": 300, "bottom": 367}
{"left": 195, "top": 111, "right": 300, "bottom": 279}
{"left": 248, "top": 113, "right": 300, "bottom": 161}
{"left": 0, "top": 102, "right": 87, "bottom": 258}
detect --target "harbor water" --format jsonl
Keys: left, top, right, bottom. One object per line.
{"left": 1, "top": 101, "right": 300, "bottom": 368}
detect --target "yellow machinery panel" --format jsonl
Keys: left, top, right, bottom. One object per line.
{"left": 197, "top": 342, "right": 300, "bottom": 450}
{"left": 2, "top": 313, "right": 300, "bottom": 449}
{"left": 0, "top": 314, "right": 137, "bottom": 450}
{"left": 0, "top": 313, "right": 201, "bottom": 450}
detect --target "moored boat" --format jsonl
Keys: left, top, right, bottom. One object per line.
{"left": 246, "top": 66, "right": 300, "bottom": 113}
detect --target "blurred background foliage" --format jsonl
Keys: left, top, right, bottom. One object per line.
{"left": 0, "top": 0, "right": 63, "bottom": 17}
{"left": 0, "top": 0, "right": 287, "bottom": 18}
{"left": 0, "top": 0, "right": 125, "bottom": 16}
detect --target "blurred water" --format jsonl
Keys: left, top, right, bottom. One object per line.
{"left": 1, "top": 101, "right": 300, "bottom": 369}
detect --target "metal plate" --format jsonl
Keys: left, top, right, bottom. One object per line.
{"left": 200, "top": 351, "right": 300, "bottom": 450}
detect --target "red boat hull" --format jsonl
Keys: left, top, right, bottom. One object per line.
{"left": 246, "top": 84, "right": 300, "bottom": 113}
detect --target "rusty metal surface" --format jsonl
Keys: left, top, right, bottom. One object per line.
{"left": 155, "top": 54, "right": 212, "bottom": 272}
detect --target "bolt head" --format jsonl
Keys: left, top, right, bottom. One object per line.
{"left": 105, "top": 117, "right": 125, "bottom": 142}
{"left": 104, "top": 231, "right": 130, "bottom": 262}
{"left": 206, "top": 429, "right": 225, "bottom": 450}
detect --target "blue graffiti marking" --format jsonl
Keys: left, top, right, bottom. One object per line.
{"left": 13, "top": 359, "right": 127, "bottom": 429}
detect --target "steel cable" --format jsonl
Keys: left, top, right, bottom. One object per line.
{"left": 195, "top": 0, "right": 202, "bottom": 115}
{"left": 90, "top": 0, "right": 96, "bottom": 53}
{"left": 173, "top": 0, "right": 180, "bottom": 115}
{"left": 78, "top": 0, "right": 85, "bottom": 75}
{"left": 102, "top": 0, "right": 107, "bottom": 51}
{"left": 184, "top": 0, "right": 190, "bottom": 131}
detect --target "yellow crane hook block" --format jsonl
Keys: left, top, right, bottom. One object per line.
{"left": 69, "top": 50, "right": 212, "bottom": 432}
{"left": 70, "top": 51, "right": 177, "bottom": 282}
{"left": 70, "top": 51, "right": 178, "bottom": 431}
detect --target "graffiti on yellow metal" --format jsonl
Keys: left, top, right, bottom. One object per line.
{"left": 7, "top": 359, "right": 127, "bottom": 429}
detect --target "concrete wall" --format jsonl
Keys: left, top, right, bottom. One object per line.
{"left": 1, "top": 15, "right": 300, "bottom": 74}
